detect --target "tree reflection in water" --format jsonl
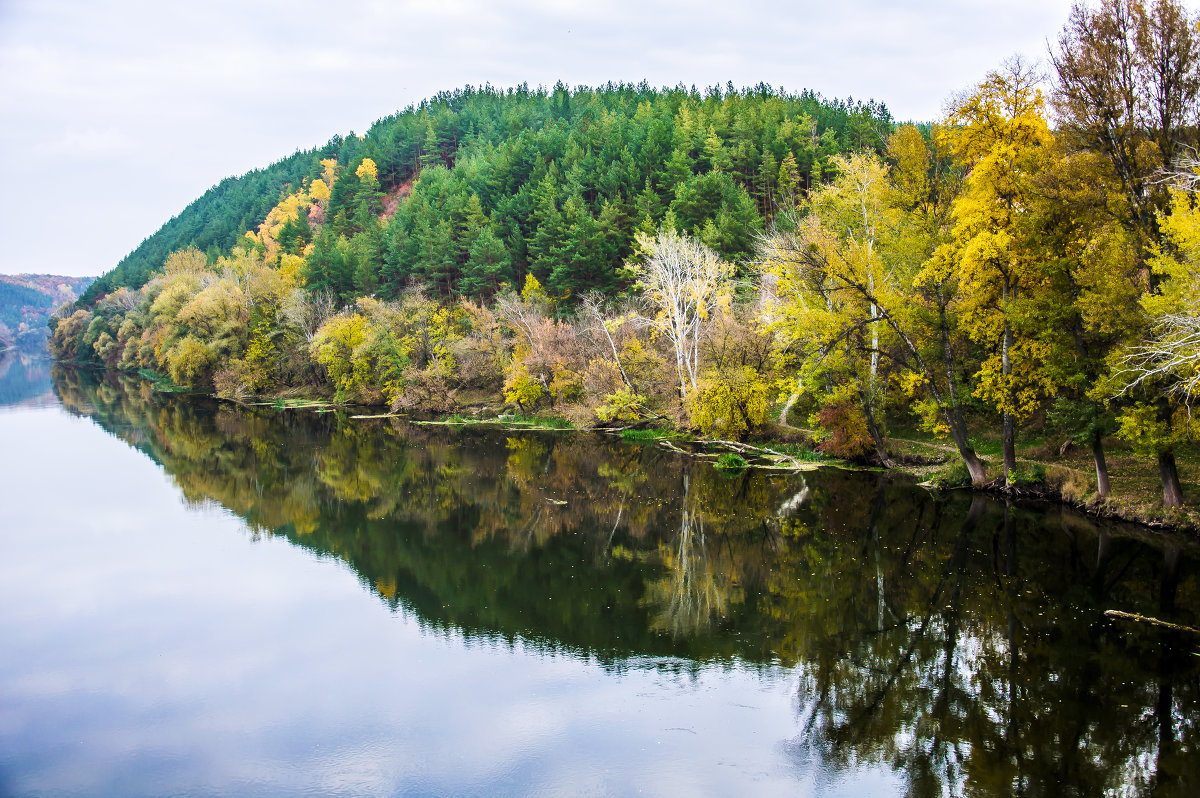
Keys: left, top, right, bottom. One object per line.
{"left": 54, "top": 366, "right": 1200, "bottom": 796}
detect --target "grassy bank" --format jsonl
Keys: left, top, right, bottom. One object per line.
{"left": 884, "top": 426, "right": 1200, "bottom": 534}
{"left": 107, "top": 364, "right": 1200, "bottom": 538}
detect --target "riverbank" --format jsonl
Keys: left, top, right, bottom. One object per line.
{"left": 882, "top": 430, "right": 1200, "bottom": 536}
{"left": 66, "top": 362, "right": 1200, "bottom": 539}
{"left": 275, "top": 394, "right": 1200, "bottom": 538}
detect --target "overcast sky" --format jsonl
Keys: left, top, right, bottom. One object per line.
{"left": 0, "top": 0, "right": 1082, "bottom": 278}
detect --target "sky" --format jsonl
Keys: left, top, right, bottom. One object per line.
{"left": 0, "top": 0, "right": 1080, "bottom": 279}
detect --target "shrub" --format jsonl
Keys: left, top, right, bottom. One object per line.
{"left": 714, "top": 453, "right": 749, "bottom": 471}
{"left": 166, "top": 336, "right": 216, "bottom": 387}
{"left": 596, "top": 387, "right": 649, "bottom": 423}
{"left": 1047, "top": 465, "right": 1092, "bottom": 503}
{"left": 689, "top": 366, "right": 769, "bottom": 440}
{"left": 810, "top": 395, "right": 874, "bottom": 460}
{"left": 503, "top": 364, "right": 546, "bottom": 410}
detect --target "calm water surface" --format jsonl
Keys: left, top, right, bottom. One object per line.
{"left": 0, "top": 366, "right": 1197, "bottom": 797}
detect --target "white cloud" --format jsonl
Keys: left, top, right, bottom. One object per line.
{"left": 0, "top": 0, "right": 1081, "bottom": 277}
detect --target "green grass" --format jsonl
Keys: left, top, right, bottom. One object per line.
{"left": 268, "top": 398, "right": 336, "bottom": 410}
{"left": 496, "top": 413, "right": 574, "bottom": 429}
{"left": 416, "top": 412, "right": 574, "bottom": 429}
{"left": 621, "top": 428, "right": 688, "bottom": 443}
{"left": 714, "top": 452, "right": 749, "bottom": 472}
{"left": 759, "top": 442, "right": 833, "bottom": 463}
{"left": 929, "top": 459, "right": 975, "bottom": 489}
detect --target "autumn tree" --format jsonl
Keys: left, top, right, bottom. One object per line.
{"left": 759, "top": 152, "right": 897, "bottom": 463}
{"left": 1035, "top": 142, "right": 1142, "bottom": 498}
{"left": 935, "top": 58, "right": 1057, "bottom": 487}
{"left": 884, "top": 125, "right": 993, "bottom": 484}
{"left": 1052, "top": 0, "right": 1200, "bottom": 272}
{"left": 762, "top": 134, "right": 995, "bottom": 478}
{"left": 1053, "top": 0, "right": 1200, "bottom": 503}
{"left": 1110, "top": 187, "right": 1200, "bottom": 506}
{"left": 630, "top": 228, "right": 733, "bottom": 401}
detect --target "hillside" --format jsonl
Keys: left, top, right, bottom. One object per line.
{"left": 0, "top": 274, "right": 94, "bottom": 349}
{"left": 78, "top": 83, "right": 892, "bottom": 305}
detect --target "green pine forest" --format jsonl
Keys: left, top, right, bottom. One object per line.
{"left": 81, "top": 81, "right": 888, "bottom": 305}
{"left": 51, "top": 0, "right": 1200, "bottom": 520}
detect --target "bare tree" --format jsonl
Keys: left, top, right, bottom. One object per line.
{"left": 279, "top": 287, "right": 335, "bottom": 345}
{"left": 494, "top": 288, "right": 547, "bottom": 357}
{"left": 578, "top": 292, "right": 635, "bottom": 390}
{"left": 1051, "top": 0, "right": 1200, "bottom": 263}
{"left": 630, "top": 229, "right": 733, "bottom": 399}
{"left": 1120, "top": 312, "right": 1200, "bottom": 400}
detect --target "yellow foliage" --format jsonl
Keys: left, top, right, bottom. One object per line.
{"left": 595, "top": 387, "right": 648, "bottom": 422}
{"left": 935, "top": 59, "right": 1058, "bottom": 423}
{"left": 548, "top": 367, "right": 583, "bottom": 403}
{"left": 178, "top": 280, "right": 248, "bottom": 340}
{"left": 49, "top": 309, "right": 93, "bottom": 360}
{"left": 1117, "top": 402, "right": 1200, "bottom": 457}
{"left": 319, "top": 158, "right": 338, "bottom": 186}
{"left": 278, "top": 253, "right": 307, "bottom": 289}
{"left": 1147, "top": 188, "right": 1200, "bottom": 319}
{"left": 252, "top": 187, "right": 317, "bottom": 265}
{"left": 309, "top": 178, "right": 331, "bottom": 204}
{"left": 503, "top": 363, "right": 546, "bottom": 409}
{"left": 162, "top": 247, "right": 207, "bottom": 276}
{"left": 355, "top": 158, "right": 378, "bottom": 183}
{"left": 688, "top": 367, "right": 769, "bottom": 440}
{"left": 166, "top": 336, "right": 215, "bottom": 386}
{"left": 311, "top": 315, "right": 370, "bottom": 402}
{"left": 149, "top": 272, "right": 202, "bottom": 328}
{"left": 521, "top": 273, "right": 547, "bottom": 304}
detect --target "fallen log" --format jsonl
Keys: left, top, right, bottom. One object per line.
{"left": 1104, "top": 609, "right": 1200, "bottom": 636}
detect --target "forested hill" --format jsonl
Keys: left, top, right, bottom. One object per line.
{"left": 81, "top": 83, "right": 892, "bottom": 305}
{"left": 0, "top": 274, "right": 94, "bottom": 348}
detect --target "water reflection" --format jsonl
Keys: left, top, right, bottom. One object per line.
{"left": 50, "top": 367, "right": 1200, "bottom": 796}
{"left": 0, "top": 347, "right": 53, "bottom": 408}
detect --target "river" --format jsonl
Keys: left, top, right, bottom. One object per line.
{"left": 0, "top": 364, "right": 1196, "bottom": 796}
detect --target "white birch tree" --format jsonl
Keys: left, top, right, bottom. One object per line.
{"left": 630, "top": 228, "right": 733, "bottom": 399}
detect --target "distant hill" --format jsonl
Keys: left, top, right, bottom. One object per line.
{"left": 75, "top": 83, "right": 893, "bottom": 305}
{"left": 0, "top": 274, "right": 94, "bottom": 349}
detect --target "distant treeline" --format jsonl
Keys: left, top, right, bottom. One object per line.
{"left": 0, "top": 274, "right": 93, "bottom": 347}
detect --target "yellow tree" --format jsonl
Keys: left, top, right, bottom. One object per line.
{"left": 762, "top": 136, "right": 991, "bottom": 481}
{"left": 1111, "top": 187, "right": 1200, "bottom": 505}
{"left": 935, "top": 58, "right": 1057, "bottom": 487}
{"left": 760, "top": 152, "right": 897, "bottom": 463}
{"left": 1052, "top": 0, "right": 1200, "bottom": 504}
{"left": 887, "top": 125, "right": 992, "bottom": 484}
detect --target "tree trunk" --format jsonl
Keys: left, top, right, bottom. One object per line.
{"left": 936, "top": 288, "right": 987, "bottom": 486}
{"left": 778, "top": 376, "right": 801, "bottom": 427}
{"left": 946, "top": 416, "right": 988, "bottom": 485}
{"left": 1159, "top": 451, "right": 1184, "bottom": 508}
{"left": 883, "top": 285, "right": 986, "bottom": 485}
{"left": 1003, "top": 410, "right": 1016, "bottom": 489}
{"left": 1092, "top": 436, "right": 1111, "bottom": 498}
{"left": 1001, "top": 283, "right": 1016, "bottom": 488}
{"left": 859, "top": 389, "right": 894, "bottom": 468}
